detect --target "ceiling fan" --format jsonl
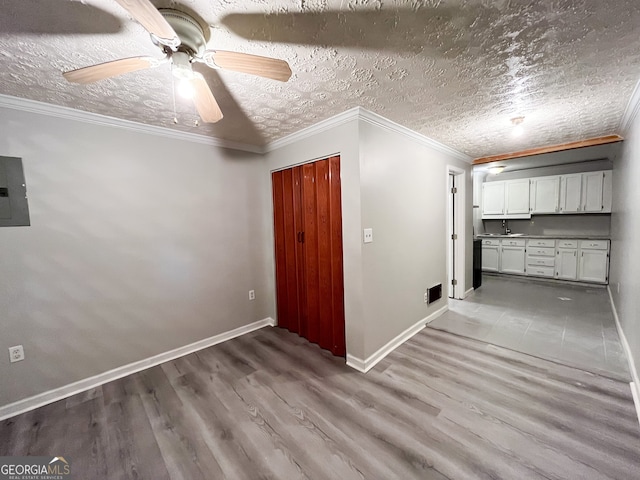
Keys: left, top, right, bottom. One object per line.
{"left": 62, "top": 0, "right": 292, "bottom": 124}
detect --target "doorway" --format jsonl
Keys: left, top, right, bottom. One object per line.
{"left": 448, "top": 173, "right": 456, "bottom": 298}
{"left": 447, "top": 166, "right": 466, "bottom": 300}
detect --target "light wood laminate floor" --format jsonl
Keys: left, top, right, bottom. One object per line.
{"left": 430, "top": 275, "right": 630, "bottom": 380}
{"left": 1, "top": 326, "right": 639, "bottom": 479}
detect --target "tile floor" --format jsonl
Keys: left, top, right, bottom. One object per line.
{"left": 428, "top": 275, "right": 630, "bottom": 381}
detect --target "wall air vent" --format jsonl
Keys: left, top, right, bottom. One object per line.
{"left": 427, "top": 284, "right": 442, "bottom": 305}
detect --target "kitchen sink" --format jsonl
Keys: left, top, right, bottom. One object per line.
{"left": 482, "top": 233, "right": 524, "bottom": 237}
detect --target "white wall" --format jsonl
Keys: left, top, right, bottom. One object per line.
{"left": 358, "top": 119, "right": 472, "bottom": 356}
{"left": 263, "top": 112, "right": 471, "bottom": 361}
{"left": 263, "top": 118, "right": 365, "bottom": 359}
{"left": 610, "top": 114, "right": 640, "bottom": 380}
{"left": 0, "top": 107, "right": 270, "bottom": 407}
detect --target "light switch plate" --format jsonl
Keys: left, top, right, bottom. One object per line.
{"left": 363, "top": 228, "right": 373, "bottom": 244}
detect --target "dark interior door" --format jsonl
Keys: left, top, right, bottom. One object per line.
{"left": 272, "top": 166, "right": 305, "bottom": 334}
{"left": 272, "top": 155, "right": 345, "bottom": 356}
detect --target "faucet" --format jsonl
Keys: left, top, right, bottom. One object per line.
{"left": 502, "top": 219, "right": 511, "bottom": 235}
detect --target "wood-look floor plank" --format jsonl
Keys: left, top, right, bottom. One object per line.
{"left": 1, "top": 326, "right": 638, "bottom": 480}
{"left": 102, "top": 377, "right": 171, "bottom": 480}
{"left": 404, "top": 335, "right": 639, "bottom": 438}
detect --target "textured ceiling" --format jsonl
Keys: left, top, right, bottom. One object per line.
{"left": 2, "top": 0, "right": 640, "bottom": 157}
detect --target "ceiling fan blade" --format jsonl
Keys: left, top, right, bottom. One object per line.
{"left": 113, "top": 0, "right": 179, "bottom": 48}
{"left": 63, "top": 56, "right": 159, "bottom": 84}
{"left": 190, "top": 74, "right": 224, "bottom": 123}
{"left": 202, "top": 50, "right": 292, "bottom": 82}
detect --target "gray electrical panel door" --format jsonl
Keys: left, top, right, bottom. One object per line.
{"left": 0, "top": 156, "right": 30, "bottom": 227}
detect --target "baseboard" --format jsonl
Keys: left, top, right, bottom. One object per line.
{"left": 607, "top": 287, "right": 640, "bottom": 427}
{"left": 463, "top": 287, "right": 474, "bottom": 299}
{"left": 345, "top": 354, "right": 366, "bottom": 372}
{"left": 0, "top": 318, "right": 275, "bottom": 421}
{"left": 346, "top": 305, "right": 448, "bottom": 373}
{"left": 631, "top": 382, "right": 640, "bottom": 429}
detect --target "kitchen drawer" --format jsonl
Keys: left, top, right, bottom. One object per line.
{"left": 501, "top": 238, "right": 525, "bottom": 247}
{"left": 528, "top": 246, "right": 555, "bottom": 257}
{"left": 579, "top": 240, "right": 609, "bottom": 250}
{"left": 527, "top": 256, "right": 555, "bottom": 267}
{"left": 527, "top": 238, "right": 555, "bottom": 248}
{"left": 482, "top": 238, "right": 500, "bottom": 246}
{"left": 557, "top": 240, "right": 578, "bottom": 248}
{"left": 527, "top": 266, "right": 555, "bottom": 277}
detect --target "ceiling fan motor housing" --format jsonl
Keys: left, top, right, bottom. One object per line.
{"left": 154, "top": 9, "right": 207, "bottom": 57}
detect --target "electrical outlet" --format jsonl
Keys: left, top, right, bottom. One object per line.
{"left": 9, "top": 345, "right": 24, "bottom": 363}
{"left": 363, "top": 228, "right": 373, "bottom": 244}
{"left": 424, "top": 292, "right": 429, "bottom": 304}
{"left": 249, "top": 290, "right": 255, "bottom": 301}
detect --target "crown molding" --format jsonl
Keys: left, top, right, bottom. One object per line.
{"left": 0, "top": 94, "right": 470, "bottom": 161}
{"left": 265, "top": 106, "right": 471, "bottom": 163}
{"left": 357, "top": 108, "right": 472, "bottom": 163}
{"left": 0, "top": 94, "right": 265, "bottom": 154}
{"left": 264, "top": 107, "right": 361, "bottom": 152}
{"left": 620, "top": 78, "right": 640, "bottom": 134}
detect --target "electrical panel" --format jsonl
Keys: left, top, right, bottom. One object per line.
{"left": 0, "top": 156, "right": 30, "bottom": 227}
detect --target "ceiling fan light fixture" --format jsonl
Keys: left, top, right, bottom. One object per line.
{"left": 177, "top": 78, "right": 195, "bottom": 99}
{"left": 171, "top": 51, "right": 195, "bottom": 80}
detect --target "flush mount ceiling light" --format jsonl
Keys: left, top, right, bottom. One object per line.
{"left": 488, "top": 166, "right": 505, "bottom": 175}
{"left": 511, "top": 116, "right": 525, "bottom": 137}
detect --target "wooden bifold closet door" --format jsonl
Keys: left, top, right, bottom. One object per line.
{"left": 272, "top": 155, "right": 345, "bottom": 356}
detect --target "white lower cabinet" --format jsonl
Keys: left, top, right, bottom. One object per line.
{"left": 481, "top": 239, "right": 500, "bottom": 272}
{"left": 500, "top": 239, "right": 526, "bottom": 274}
{"left": 481, "top": 236, "right": 610, "bottom": 284}
{"left": 578, "top": 240, "right": 609, "bottom": 283}
{"left": 526, "top": 239, "right": 555, "bottom": 278}
{"left": 556, "top": 249, "right": 578, "bottom": 280}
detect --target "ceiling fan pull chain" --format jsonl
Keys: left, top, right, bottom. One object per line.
{"left": 171, "top": 71, "right": 178, "bottom": 124}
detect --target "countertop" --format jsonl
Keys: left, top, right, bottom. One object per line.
{"left": 476, "top": 234, "right": 610, "bottom": 240}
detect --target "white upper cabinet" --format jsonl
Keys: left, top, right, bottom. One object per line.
{"left": 559, "top": 174, "right": 582, "bottom": 213}
{"left": 530, "top": 176, "right": 560, "bottom": 214}
{"left": 505, "top": 179, "right": 530, "bottom": 214}
{"left": 582, "top": 171, "right": 604, "bottom": 212}
{"left": 481, "top": 170, "right": 611, "bottom": 218}
{"left": 482, "top": 181, "right": 505, "bottom": 215}
{"left": 582, "top": 170, "right": 612, "bottom": 213}
{"left": 482, "top": 179, "right": 530, "bottom": 218}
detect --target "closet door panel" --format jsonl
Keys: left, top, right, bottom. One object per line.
{"left": 272, "top": 168, "right": 303, "bottom": 333}
{"left": 314, "top": 159, "right": 334, "bottom": 352}
{"left": 291, "top": 166, "right": 306, "bottom": 336}
{"left": 272, "top": 155, "right": 345, "bottom": 357}
{"left": 301, "top": 162, "right": 319, "bottom": 344}
{"left": 328, "top": 156, "right": 346, "bottom": 355}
